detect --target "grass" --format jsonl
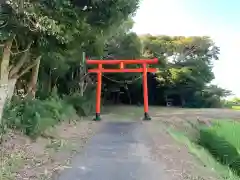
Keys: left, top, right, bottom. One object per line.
{"left": 45, "top": 138, "right": 78, "bottom": 152}
{"left": 0, "top": 138, "right": 69, "bottom": 180}
{"left": 2, "top": 95, "right": 76, "bottom": 139}
{"left": 1, "top": 123, "right": 89, "bottom": 180}
{"left": 2, "top": 91, "right": 96, "bottom": 139}
{"left": 169, "top": 120, "right": 240, "bottom": 180}
{"left": 199, "top": 120, "right": 240, "bottom": 174}
{"left": 1, "top": 91, "right": 96, "bottom": 179}
{"left": 1, "top": 151, "right": 25, "bottom": 180}
{"left": 232, "top": 106, "right": 240, "bottom": 110}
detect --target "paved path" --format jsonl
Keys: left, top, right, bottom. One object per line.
{"left": 57, "top": 122, "right": 169, "bottom": 180}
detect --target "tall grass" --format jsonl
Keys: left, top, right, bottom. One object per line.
{"left": 169, "top": 120, "right": 240, "bottom": 179}
{"left": 2, "top": 95, "right": 75, "bottom": 139}
{"left": 2, "top": 90, "right": 96, "bottom": 139}
{"left": 198, "top": 120, "right": 240, "bottom": 176}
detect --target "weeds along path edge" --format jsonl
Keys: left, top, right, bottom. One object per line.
{"left": 1, "top": 120, "right": 101, "bottom": 180}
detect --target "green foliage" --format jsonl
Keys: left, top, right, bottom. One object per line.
{"left": 0, "top": 0, "right": 143, "bottom": 139}
{"left": 104, "top": 32, "right": 142, "bottom": 60}
{"left": 3, "top": 95, "right": 76, "bottom": 139}
{"left": 120, "top": 35, "right": 230, "bottom": 107}
{"left": 64, "top": 89, "right": 96, "bottom": 116}
{"left": 231, "top": 97, "right": 240, "bottom": 104}
{"left": 97, "top": 34, "right": 230, "bottom": 107}
{"left": 2, "top": 87, "right": 97, "bottom": 139}
{"left": 0, "top": 0, "right": 233, "bottom": 144}
{"left": 223, "top": 98, "right": 240, "bottom": 109}
{"left": 184, "top": 85, "right": 231, "bottom": 108}
{"left": 232, "top": 106, "right": 240, "bottom": 110}
{"left": 198, "top": 120, "right": 240, "bottom": 176}
{"left": 169, "top": 125, "right": 239, "bottom": 180}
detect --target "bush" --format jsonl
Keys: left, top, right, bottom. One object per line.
{"left": 2, "top": 87, "right": 97, "bottom": 139}
{"left": 198, "top": 120, "right": 240, "bottom": 176}
{"left": 3, "top": 95, "right": 76, "bottom": 139}
{"left": 64, "top": 89, "right": 96, "bottom": 116}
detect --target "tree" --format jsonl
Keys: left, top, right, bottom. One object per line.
{"left": 0, "top": 0, "right": 140, "bottom": 121}
{"left": 138, "top": 35, "right": 223, "bottom": 107}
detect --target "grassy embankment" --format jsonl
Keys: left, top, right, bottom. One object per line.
{"left": 170, "top": 120, "right": 240, "bottom": 180}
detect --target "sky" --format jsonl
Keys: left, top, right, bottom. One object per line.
{"left": 132, "top": 0, "right": 240, "bottom": 97}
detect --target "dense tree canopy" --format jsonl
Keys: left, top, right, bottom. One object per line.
{"left": 102, "top": 34, "right": 230, "bottom": 107}
{"left": 0, "top": 4, "right": 238, "bottom": 180}
{"left": 0, "top": 0, "right": 231, "bottom": 128}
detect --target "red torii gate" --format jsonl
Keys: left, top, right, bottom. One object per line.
{"left": 86, "top": 58, "right": 158, "bottom": 121}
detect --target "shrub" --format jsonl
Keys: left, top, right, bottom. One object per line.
{"left": 3, "top": 95, "right": 76, "bottom": 139}
{"left": 64, "top": 89, "right": 96, "bottom": 116}
{"left": 2, "top": 87, "right": 97, "bottom": 139}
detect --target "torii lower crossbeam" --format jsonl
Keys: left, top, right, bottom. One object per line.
{"left": 86, "top": 58, "right": 158, "bottom": 121}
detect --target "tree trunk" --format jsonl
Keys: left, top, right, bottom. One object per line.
{"left": 181, "top": 95, "right": 186, "bottom": 107}
{"left": 27, "top": 56, "right": 41, "bottom": 98}
{"left": 48, "top": 69, "right": 52, "bottom": 93}
{"left": 0, "top": 39, "right": 13, "bottom": 83}
{"left": 0, "top": 78, "right": 17, "bottom": 120}
{"left": 0, "top": 37, "right": 34, "bottom": 123}
{"left": 0, "top": 39, "right": 13, "bottom": 124}
{"left": 79, "top": 82, "right": 84, "bottom": 97}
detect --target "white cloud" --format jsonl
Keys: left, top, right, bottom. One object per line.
{"left": 133, "top": 0, "right": 240, "bottom": 96}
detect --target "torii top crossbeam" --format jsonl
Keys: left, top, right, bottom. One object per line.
{"left": 87, "top": 59, "right": 158, "bottom": 73}
{"left": 86, "top": 59, "right": 158, "bottom": 64}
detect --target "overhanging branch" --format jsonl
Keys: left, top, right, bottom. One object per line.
{"left": 9, "top": 43, "right": 32, "bottom": 78}
{"left": 10, "top": 39, "right": 32, "bottom": 56}
{"left": 15, "top": 56, "right": 41, "bottom": 78}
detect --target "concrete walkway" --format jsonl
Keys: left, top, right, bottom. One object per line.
{"left": 57, "top": 122, "right": 169, "bottom": 180}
